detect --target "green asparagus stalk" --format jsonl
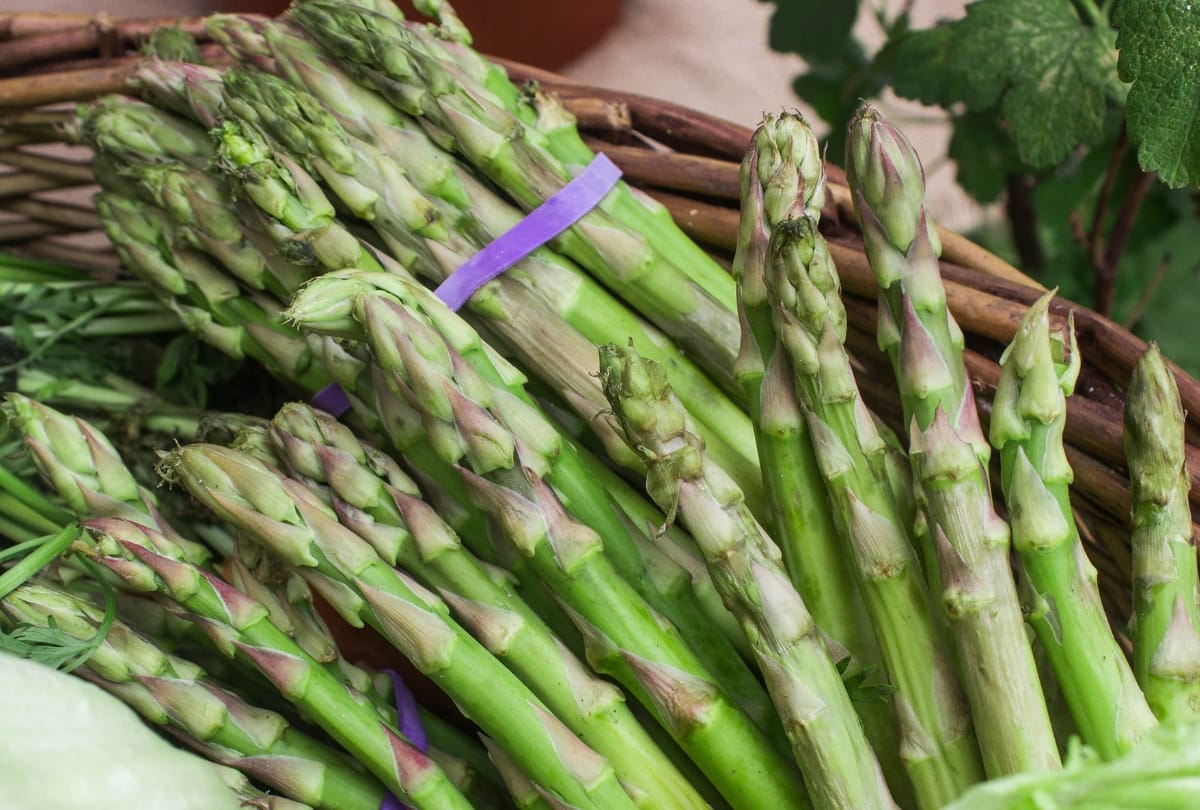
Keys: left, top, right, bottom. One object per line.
{"left": 290, "top": 1, "right": 743, "bottom": 393}
{"left": 79, "top": 516, "right": 475, "bottom": 810}
{"left": 734, "top": 113, "right": 905, "bottom": 797}
{"left": 133, "top": 163, "right": 317, "bottom": 297}
{"left": 768, "top": 214, "right": 985, "bottom": 807}
{"left": 76, "top": 96, "right": 212, "bottom": 169}
{"left": 600, "top": 343, "right": 898, "bottom": 810}
{"left": 1124, "top": 345, "right": 1200, "bottom": 723}
{"left": 287, "top": 270, "right": 777, "bottom": 742}
{"left": 846, "top": 104, "right": 1060, "bottom": 777}
{"left": 134, "top": 59, "right": 229, "bottom": 128}
{"left": 284, "top": 280, "right": 803, "bottom": 804}
{"left": 140, "top": 25, "right": 204, "bottom": 64}
{"left": 1, "top": 580, "right": 390, "bottom": 810}
{"left": 319, "top": 0, "right": 716, "bottom": 289}
{"left": 735, "top": 114, "right": 845, "bottom": 567}
{"left": 990, "top": 291, "right": 1157, "bottom": 756}
{"left": 265, "top": 401, "right": 710, "bottom": 810}
{"left": 161, "top": 442, "right": 642, "bottom": 810}
{"left": 93, "top": 193, "right": 328, "bottom": 392}
{"left": 1, "top": 394, "right": 211, "bottom": 566}
{"left": 218, "top": 64, "right": 762, "bottom": 507}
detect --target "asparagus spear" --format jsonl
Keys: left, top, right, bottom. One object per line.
{"left": 768, "top": 214, "right": 985, "bottom": 807}
{"left": 600, "top": 343, "right": 898, "bottom": 810}
{"left": 287, "top": 270, "right": 777, "bottom": 741}
{"left": 77, "top": 96, "right": 212, "bottom": 169}
{"left": 991, "top": 292, "right": 1158, "bottom": 756}
{"left": 290, "top": 1, "right": 743, "bottom": 393}
{"left": 2, "top": 580, "right": 390, "bottom": 810}
{"left": 735, "top": 114, "right": 842, "bottom": 568}
{"left": 78, "top": 516, "right": 474, "bottom": 810}
{"left": 161, "top": 442, "right": 641, "bottom": 810}
{"left": 265, "top": 401, "right": 710, "bottom": 810}
{"left": 846, "top": 105, "right": 1060, "bottom": 776}
{"left": 1, "top": 394, "right": 210, "bottom": 566}
{"left": 93, "top": 192, "right": 327, "bottom": 392}
{"left": 217, "top": 64, "right": 762, "bottom": 505}
{"left": 1124, "top": 344, "right": 1200, "bottom": 723}
{"left": 734, "top": 113, "right": 904, "bottom": 796}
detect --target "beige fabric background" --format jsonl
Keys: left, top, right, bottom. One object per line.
{"left": 11, "top": 0, "right": 984, "bottom": 230}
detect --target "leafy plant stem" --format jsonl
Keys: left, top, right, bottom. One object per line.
{"left": 0, "top": 515, "right": 37, "bottom": 543}
{"left": 0, "top": 493, "right": 60, "bottom": 536}
{"left": 1005, "top": 174, "right": 1045, "bottom": 273}
{"left": 0, "top": 463, "right": 73, "bottom": 527}
{"left": 1073, "top": 0, "right": 1104, "bottom": 26}
{"left": 1094, "top": 168, "right": 1156, "bottom": 317}
{"left": 1085, "top": 127, "right": 1129, "bottom": 261}
{"left": 0, "top": 524, "right": 78, "bottom": 602}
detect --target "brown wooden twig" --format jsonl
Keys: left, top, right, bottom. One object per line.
{"left": 641, "top": 188, "right": 739, "bottom": 252}
{"left": 0, "top": 197, "right": 101, "bottom": 230}
{"left": 0, "top": 218, "right": 64, "bottom": 241}
{"left": 588, "top": 138, "right": 741, "bottom": 199}
{"left": 1093, "top": 168, "right": 1156, "bottom": 317}
{"left": 560, "top": 98, "right": 630, "bottom": 134}
{"left": 0, "top": 170, "right": 92, "bottom": 199}
{"left": 12, "top": 237, "right": 121, "bottom": 273}
{"left": 0, "top": 149, "right": 92, "bottom": 183}
{"left": 0, "top": 64, "right": 133, "bottom": 107}
{"left": 0, "top": 14, "right": 210, "bottom": 41}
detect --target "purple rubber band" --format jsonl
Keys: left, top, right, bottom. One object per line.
{"left": 380, "top": 669, "right": 429, "bottom": 810}
{"left": 310, "top": 382, "right": 352, "bottom": 417}
{"left": 433, "top": 153, "right": 623, "bottom": 311}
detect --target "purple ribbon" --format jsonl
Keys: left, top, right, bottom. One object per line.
{"left": 380, "top": 668, "right": 429, "bottom": 810}
{"left": 311, "top": 152, "right": 622, "bottom": 419}
{"left": 310, "top": 382, "right": 352, "bottom": 418}
{"left": 433, "top": 153, "right": 623, "bottom": 311}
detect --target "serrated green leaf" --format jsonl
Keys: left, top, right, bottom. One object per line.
{"left": 767, "top": 0, "right": 861, "bottom": 63}
{"left": 997, "top": 23, "right": 1116, "bottom": 166}
{"left": 1114, "top": 0, "right": 1200, "bottom": 188}
{"left": 884, "top": 24, "right": 967, "bottom": 106}
{"left": 887, "top": 0, "right": 1118, "bottom": 168}
{"left": 948, "top": 110, "right": 1025, "bottom": 203}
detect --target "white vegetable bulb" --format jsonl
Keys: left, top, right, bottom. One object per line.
{"left": 0, "top": 653, "right": 241, "bottom": 810}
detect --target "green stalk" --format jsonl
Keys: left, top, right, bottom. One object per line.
{"left": 161, "top": 443, "right": 642, "bottom": 810}
{"left": 80, "top": 516, "right": 474, "bottom": 810}
{"left": 734, "top": 113, "right": 904, "bottom": 796}
{"left": 2, "top": 581, "right": 390, "bottom": 810}
{"left": 1124, "top": 344, "right": 1200, "bottom": 723}
{"left": 1, "top": 394, "right": 211, "bottom": 566}
{"left": 991, "top": 292, "right": 1157, "bottom": 757}
{"left": 282, "top": 282, "right": 801, "bottom": 805}
{"left": 846, "top": 104, "right": 1060, "bottom": 777}
{"left": 78, "top": 95, "right": 212, "bottom": 169}
{"left": 291, "top": 1, "right": 742, "bottom": 393}
{"left": 287, "top": 271, "right": 778, "bottom": 742}
{"left": 768, "top": 215, "right": 985, "bottom": 807}
{"left": 93, "top": 194, "right": 328, "bottom": 392}
{"left": 220, "top": 64, "right": 762, "bottom": 508}
{"left": 601, "top": 344, "right": 897, "bottom": 810}
{"left": 266, "top": 401, "right": 709, "bottom": 810}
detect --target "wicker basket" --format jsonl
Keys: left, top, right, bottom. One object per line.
{"left": 0, "top": 11, "right": 1197, "bottom": 627}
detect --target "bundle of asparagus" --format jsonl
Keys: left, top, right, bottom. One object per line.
{"left": 2, "top": 2, "right": 1199, "bottom": 809}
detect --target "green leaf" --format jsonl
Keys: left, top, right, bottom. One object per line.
{"left": 948, "top": 110, "right": 1025, "bottom": 203}
{"left": 886, "top": 0, "right": 1119, "bottom": 168}
{"left": 792, "top": 40, "right": 887, "bottom": 165}
{"left": 767, "top": 0, "right": 861, "bottom": 63}
{"left": 884, "top": 25, "right": 968, "bottom": 107}
{"left": 1114, "top": 0, "right": 1200, "bottom": 188}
